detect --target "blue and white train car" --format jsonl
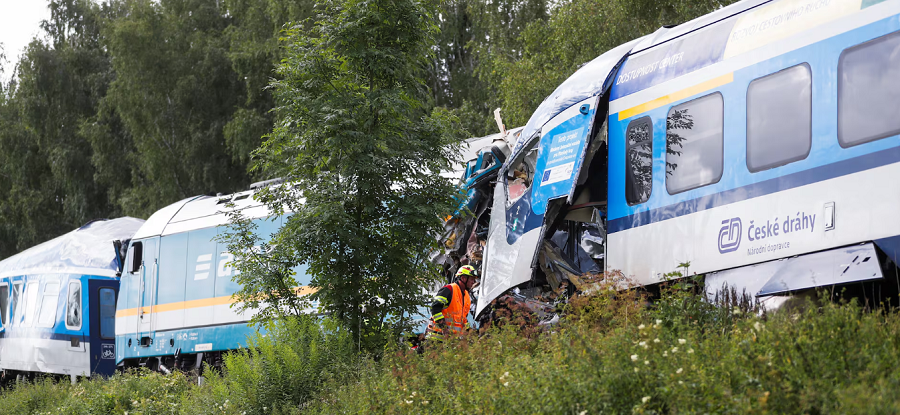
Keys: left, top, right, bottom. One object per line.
{"left": 0, "top": 217, "right": 143, "bottom": 380}
{"left": 479, "top": 0, "right": 900, "bottom": 315}
{"left": 115, "top": 187, "right": 313, "bottom": 370}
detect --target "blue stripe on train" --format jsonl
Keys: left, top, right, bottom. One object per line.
{"left": 609, "top": 145, "right": 900, "bottom": 233}
{"left": 116, "top": 322, "right": 262, "bottom": 363}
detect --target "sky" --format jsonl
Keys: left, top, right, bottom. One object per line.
{"left": 0, "top": 0, "right": 50, "bottom": 82}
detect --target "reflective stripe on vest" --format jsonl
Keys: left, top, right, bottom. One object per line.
{"left": 427, "top": 283, "right": 470, "bottom": 336}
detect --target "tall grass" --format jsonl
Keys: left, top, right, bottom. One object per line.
{"left": 1, "top": 287, "right": 900, "bottom": 414}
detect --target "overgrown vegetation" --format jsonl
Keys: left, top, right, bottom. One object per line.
{"left": 3, "top": 286, "right": 900, "bottom": 414}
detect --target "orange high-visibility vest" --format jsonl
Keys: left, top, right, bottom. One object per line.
{"left": 427, "top": 283, "right": 471, "bottom": 335}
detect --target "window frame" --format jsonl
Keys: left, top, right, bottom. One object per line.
{"left": 665, "top": 92, "right": 725, "bottom": 194}
{"left": 98, "top": 287, "right": 117, "bottom": 340}
{"left": 0, "top": 281, "right": 8, "bottom": 326}
{"left": 35, "top": 280, "right": 60, "bottom": 328}
{"left": 746, "top": 63, "right": 812, "bottom": 172}
{"left": 66, "top": 280, "right": 83, "bottom": 331}
{"left": 9, "top": 281, "right": 22, "bottom": 327}
{"left": 625, "top": 116, "right": 654, "bottom": 206}
{"left": 129, "top": 242, "right": 143, "bottom": 274}
{"left": 837, "top": 30, "right": 900, "bottom": 148}
{"left": 21, "top": 281, "right": 39, "bottom": 328}
{"left": 504, "top": 134, "right": 541, "bottom": 207}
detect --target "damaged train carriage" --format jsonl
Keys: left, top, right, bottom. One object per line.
{"left": 479, "top": 0, "right": 900, "bottom": 317}
{"left": 0, "top": 217, "right": 144, "bottom": 381}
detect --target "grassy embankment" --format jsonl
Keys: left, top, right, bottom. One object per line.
{"left": 2, "top": 283, "right": 900, "bottom": 414}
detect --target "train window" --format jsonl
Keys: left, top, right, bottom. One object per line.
{"left": 625, "top": 117, "right": 653, "bottom": 204}
{"left": 9, "top": 282, "right": 21, "bottom": 326}
{"left": 839, "top": 31, "right": 900, "bottom": 147}
{"left": 21, "top": 282, "right": 39, "bottom": 327}
{"left": 36, "top": 282, "right": 60, "bottom": 328}
{"left": 747, "top": 63, "right": 812, "bottom": 171}
{"left": 506, "top": 137, "right": 539, "bottom": 204}
{"left": 66, "top": 281, "right": 82, "bottom": 330}
{"left": 129, "top": 242, "right": 143, "bottom": 274}
{"left": 0, "top": 283, "right": 7, "bottom": 325}
{"left": 666, "top": 93, "right": 724, "bottom": 194}
{"left": 99, "top": 288, "right": 116, "bottom": 339}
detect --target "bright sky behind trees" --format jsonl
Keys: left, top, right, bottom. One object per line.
{"left": 0, "top": 0, "right": 50, "bottom": 81}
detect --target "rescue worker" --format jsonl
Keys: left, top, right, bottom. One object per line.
{"left": 425, "top": 265, "right": 478, "bottom": 341}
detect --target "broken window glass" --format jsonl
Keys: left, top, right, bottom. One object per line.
{"left": 506, "top": 138, "right": 540, "bottom": 204}
{"left": 66, "top": 281, "right": 82, "bottom": 330}
{"left": 36, "top": 282, "right": 60, "bottom": 328}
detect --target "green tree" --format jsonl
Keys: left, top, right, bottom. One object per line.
{"left": 220, "top": 0, "right": 463, "bottom": 351}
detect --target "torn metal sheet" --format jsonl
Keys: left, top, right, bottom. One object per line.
{"left": 757, "top": 243, "right": 882, "bottom": 297}
{"left": 706, "top": 243, "right": 883, "bottom": 301}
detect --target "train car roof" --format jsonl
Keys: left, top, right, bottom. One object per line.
{"left": 132, "top": 190, "right": 274, "bottom": 240}
{"left": 518, "top": 0, "right": 771, "bottom": 143}
{"left": 0, "top": 217, "right": 144, "bottom": 279}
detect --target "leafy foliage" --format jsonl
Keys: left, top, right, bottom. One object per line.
{"left": 220, "top": 0, "right": 463, "bottom": 349}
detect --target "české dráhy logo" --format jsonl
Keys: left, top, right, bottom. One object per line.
{"left": 718, "top": 218, "right": 742, "bottom": 254}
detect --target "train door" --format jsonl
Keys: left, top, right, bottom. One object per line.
{"left": 88, "top": 279, "right": 118, "bottom": 376}
{"left": 137, "top": 238, "right": 158, "bottom": 344}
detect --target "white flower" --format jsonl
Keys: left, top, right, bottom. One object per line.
{"left": 655, "top": 319, "right": 662, "bottom": 325}
{"left": 503, "top": 371, "right": 509, "bottom": 377}
{"left": 754, "top": 322, "right": 764, "bottom": 332}
{"left": 638, "top": 341, "right": 647, "bottom": 349}
{"left": 579, "top": 411, "right": 587, "bottom": 415}
{"left": 663, "top": 351, "right": 668, "bottom": 357}
{"left": 631, "top": 354, "right": 639, "bottom": 361}
{"left": 733, "top": 307, "right": 742, "bottom": 315}
{"left": 687, "top": 348, "right": 694, "bottom": 354}
{"left": 643, "top": 360, "right": 649, "bottom": 365}
{"left": 653, "top": 338, "right": 660, "bottom": 343}
{"left": 424, "top": 400, "right": 430, "bottom": 405}
{"left": 642, "top": 396, "right": 651, "bottom": 403}
{"left": 405, "top": 400, "right": 413, "bottom": 404}
{"left": 638, "top": 324, "right": 646, "bottom": 330}
{"left": 676, "top": 368, "right": 683, "bottom": 374}
{"left": 671, "top": 347, "right": 678, "bottom": 353}
{"left": 503, "top": 381, "right": 509, "bottom": 387}
{"left": 634, "top": 367, "right": 640, "bottom": 373}
{"left": 678, "top": 380, "right": 684, "bottom": 385}
{"left": 678, "top": 339, "right": 686, "bottom": 344}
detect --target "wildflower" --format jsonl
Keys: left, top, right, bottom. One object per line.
{"left": 678, "top": 381, "right": 684, "bottom": 385}
{"left": 405, "top": 400, "right": 413, "bottom": 404}
{"left": 579, "top": 411, "right": 587, "bottom": 415}
{"left": 411, "top": 392, "right": 417, "bottom": 397}
{"left": 644, "top": 360, "right": 649, "bottom": 365}
{"left": 676, "top": 368, "right": 683, "bottom": 374}
{"left": 655, "top": 319, "right": 662, "bottom": 325}
{"left": 642, "top": 396, "right": 651, "bottom": 403}
{"left": 424, "top": 401, "right": 430, "bottom": 405}
{"left": 653, "top": 338, "right": 660, "bottom": 343}
{"left": 663, "top": 351, "right": 668, "bottom": 357}
{"left": 503, "top": 381, "right": 509, "bottom": 387}
{"left": 631, "top": 354, "right": 639, "bottom": 361}
{"left": 638, "top": 324, "right": 646, "bottom": 330}
{"left": 678, "top": 338, "right": 686, "bottom": 344}
{"left": 639, "top": 341, "right": 647, "bottom": 349}
{"left": 687, "top": 348, "right": 694, "bottom": 354}
{"left": 671, "top": 347, "right": 678, "bottom": 353}
{"left": 634, "top": 367, "right": 640, "bottom": 373}
{"left": 754, "top": 322, "right": 764, "bottom": 331}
